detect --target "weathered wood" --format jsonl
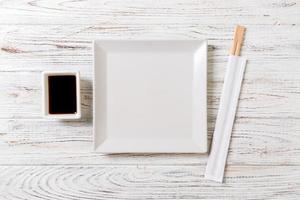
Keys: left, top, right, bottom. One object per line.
{"left": 0, "top": 0, "right": 299, "bottom": 25}
{"left": 0, "top": 25, "right": 299, "bottom": 63}
{"left": 0, "top": 118, "right": 299, "bottom": 166}
{"left": 0, "top": 165, "right": 299, "bottom": 200}
{"left": 0, "top": 0, "right": 299, "bottom": 199}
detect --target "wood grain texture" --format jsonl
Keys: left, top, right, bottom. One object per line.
{"left": 0, "top": 118, "right": 299, "bottom": 166}
{"left": 0, "top": 166, "right": 299, "bottom": 200}
{"left": 0, "top": 0, "right": 299, "bottom": 25}
{"left": 0, "top": 0, "right": 299, "bottom": 199}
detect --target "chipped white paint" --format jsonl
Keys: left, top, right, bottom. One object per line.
{"left": 0, "top": 0, "right": 299, "bottom": 199}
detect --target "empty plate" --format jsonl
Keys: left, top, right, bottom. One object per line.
{"left": 93, "top": 40, "right": 207, "bottom": 153}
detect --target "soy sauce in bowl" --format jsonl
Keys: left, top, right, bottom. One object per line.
{"left": 48, "top": 75, "right": 77, "bottom": 114}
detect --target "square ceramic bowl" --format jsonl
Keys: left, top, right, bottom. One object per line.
{"left": 42, "top": 71, "right": 81, "bottom": 119}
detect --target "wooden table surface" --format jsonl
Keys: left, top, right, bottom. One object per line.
{"left": 0, "top": 0, "right": 299, "bottom": 199}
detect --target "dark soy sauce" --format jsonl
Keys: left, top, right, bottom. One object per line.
{"left": 48, "top": 75, "right": 77, "bottom": 114}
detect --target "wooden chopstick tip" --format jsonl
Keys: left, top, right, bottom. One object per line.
{"left": 235, "top": 25, "right": 246, "bottom": 42}
{"left": 236, "top": 25, "right": 246, "bottom": 32}
{"left": 230, "top": 25, "right": 246, "bottom": 56}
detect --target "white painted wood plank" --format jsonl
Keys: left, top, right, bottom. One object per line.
{"left": 0, "top": 70, "right": 299, "bottom": 119}
{"left": 0, "top": 118, "right": 299, "bottom": 165}
{"left": 0, "top": 165, "right": 299, "bottom": 200}
{"left": 0, "top": 0, "right": 299, "bottom": 25}
{"left": 0, "top": 25, "right": 299, "bottom": 64}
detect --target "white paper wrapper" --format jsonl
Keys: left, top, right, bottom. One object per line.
{"left": 205, "top": 55, "right": 247, "bottom": 183}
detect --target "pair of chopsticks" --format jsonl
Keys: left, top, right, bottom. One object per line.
{"left": 205, "top": 25, "right": 247, "bottom": 183}
{"left": 230, "top": 25, "right": 246, "bottom": 56}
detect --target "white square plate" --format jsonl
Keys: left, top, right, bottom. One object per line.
{"left": 93, "top": 40, "right": 207, "bottom": 153}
